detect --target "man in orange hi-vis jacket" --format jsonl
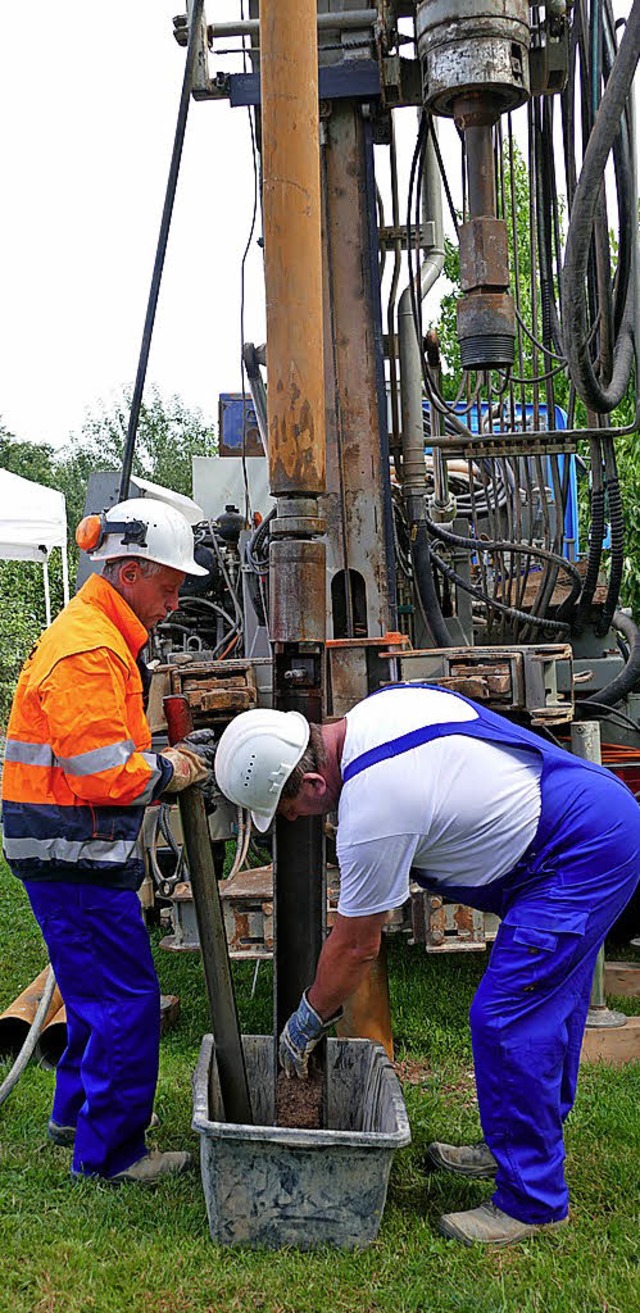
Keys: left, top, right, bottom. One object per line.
{"left": 1, "top": 497, "right": 214, "bottom": 1183}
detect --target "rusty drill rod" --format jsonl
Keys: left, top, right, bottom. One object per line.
{"left": 164, "top": 695, "right": 252, "bottom": 1124}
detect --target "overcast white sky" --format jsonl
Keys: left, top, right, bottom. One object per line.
{"left": 0, "top": 1, "right": 268, "bottom": 450}
{"left": 0, "top": 2, "right": 635, "bottom": 454}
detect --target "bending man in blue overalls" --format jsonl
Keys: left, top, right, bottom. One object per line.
{"left": 214, "top": 684, "right": 640, "bottom": 1246}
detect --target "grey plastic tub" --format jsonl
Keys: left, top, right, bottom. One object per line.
{"left": 192, "top": 1033, "right": 411, "bottom": 1250}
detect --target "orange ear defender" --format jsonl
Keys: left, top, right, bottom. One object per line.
{"left": 75, "top": 514, "right": 104, "bottom": 552}
{"left": 75, "top": 511, "right": 149, "bottom": 555}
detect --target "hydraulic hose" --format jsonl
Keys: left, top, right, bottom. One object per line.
{"left": 0, "top": 966, "right": 57, "bottom": 1109}
{"left": 574, "top": 435, "right": 606, "bottom": 632}
{"left": 424, "top": 518, "right": 583, "bottom": 613}
{"left": 410, "top": 522, "right": 451, "bottom": 647}
{"left": 429, "top": 549, "right": 570, "bottom": 635}
{"left": 561, "top": 0, "right": 640, "bottom": 412}
{"left": 586, "top": 610, "right": 640, "bottom": 706}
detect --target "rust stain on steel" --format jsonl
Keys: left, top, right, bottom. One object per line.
{"left": 453, "top": 904, "right": 475, "bottom": 936}
{"left": 219, "top": 866, "right": 273, "bottom": 900}
{"left": 269, "top": 394, "right": 325, "bottom": 492}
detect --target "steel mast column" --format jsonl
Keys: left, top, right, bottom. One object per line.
{"left": 260, "top": 0, "right": 328, "bottom": 1114}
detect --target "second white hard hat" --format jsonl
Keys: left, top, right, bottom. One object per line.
{"left": 214, "top": 708, "right": 310, "bottom": 832}
{"left": 87, "top": 498, "right": 208, "bottom": 576}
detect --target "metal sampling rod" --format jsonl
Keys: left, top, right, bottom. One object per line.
{"left": 260, "top": 0, "right": 327, "bottom": 1122}
{"left": 164, "top": 694, "right": 253, "bottom": 1124}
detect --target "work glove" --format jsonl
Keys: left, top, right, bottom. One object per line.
{"left": 279, "top": 990, "right": 343, "bottom": 1080}
{"left": 179, "top": 728, "right": 222, "bottom": 807}
{"left": 181, "top": 727, "right": 218, "bottom": 772}
{"left": 161, "top": 744, "right": 210, "bottom": 793}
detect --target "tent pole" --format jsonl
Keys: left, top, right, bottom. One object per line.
{"left": 43, "top": 559, "right": 51, "bottom": 627}
{"left": 61, "top": 536, "right": 69, "bottom": 606}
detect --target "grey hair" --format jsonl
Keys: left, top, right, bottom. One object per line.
{"left": 101, "top": 557, "right": 164, "bottom": 582}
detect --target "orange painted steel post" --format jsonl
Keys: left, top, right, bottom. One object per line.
{"left": 336, "top": 939, "right": 394, "bottom": 1062}
{"left": 261, "top": 0, "right": 326, "bottom": 500}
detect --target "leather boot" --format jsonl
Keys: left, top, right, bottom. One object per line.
{"left": 427, "top": 1139, "right": 497, "bottom": 1179}
{"left": 439, "top": 1201, "right": 568, "bottom": 1247}
{"left": 109, "top": 1149, "right": 192, "bottom": 1184}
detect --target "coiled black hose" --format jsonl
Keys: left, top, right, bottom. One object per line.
{"left": 424, "top": 517, "right": 583, "bottom": 616}
{"left": 561, "top": 0, "right": 639, "bottom": 412}
{"left": 586, "top": 610, "right": 640, "bottom": 706}
{"left": 429, "top": 548, "right": 570, "bottom": 635}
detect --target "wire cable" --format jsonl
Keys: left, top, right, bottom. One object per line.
{"left": 118, "top": 0, "right": 205, "bottom": 500}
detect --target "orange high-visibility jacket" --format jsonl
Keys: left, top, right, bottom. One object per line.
{"left": 1, "top": 573, "right": 173, "bottom": 888}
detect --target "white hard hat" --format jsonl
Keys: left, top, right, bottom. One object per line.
{"left": 214, "top": 708, "right": 310, "bottom": 832}
{"left": 82, "top": 498, "right": 208, "bottom": 577}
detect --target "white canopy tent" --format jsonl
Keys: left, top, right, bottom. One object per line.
{"left": 0, "top": 469, "right": 69, "bottom": 625}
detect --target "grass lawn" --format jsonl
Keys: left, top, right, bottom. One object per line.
{"left": 1, "top": 860, "right": 640, "bottom": 1313}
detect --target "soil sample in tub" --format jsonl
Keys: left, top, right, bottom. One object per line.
{"left": 276, "top": 1062, "right": 324, "bottom": 1129}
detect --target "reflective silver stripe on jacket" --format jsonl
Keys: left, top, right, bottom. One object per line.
{"left": 56, "top": 739, "right": 137, "bottom": 776}
{"left": 5, "top": 738, "right": 158, "bottom": 803}
{"left": 4, "top": 740, "right": 54, "bottom": 767}
{"left": 2, "top": 837, "right": 142, "bottom": 865}
{"left": 137, "top": 753, "right": 164, "bottom": 806}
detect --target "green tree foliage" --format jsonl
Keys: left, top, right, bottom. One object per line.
{"left": 56, "top": 386, "right": 217, "bottom": 537}
{"left": 0, "top": 391, "right": 216, "bottom": 729}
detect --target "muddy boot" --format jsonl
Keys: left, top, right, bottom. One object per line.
{"left": 48, "top": 1120, "right": 76, "bottom": 1147}
{"left": 427, "top": 1139, "right": 497, "bottom": 1179}
{"left": 108, "top": 1149, "right": 192, "bottom": 1185}
{"left": 439, "top": 1201, "right": 568, "bottom": 1247}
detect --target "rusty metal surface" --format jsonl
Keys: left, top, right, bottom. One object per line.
{"left": 459, "top": 218, "right": 510, "bottom": 292}
{"left": 456, "top": 288, "right": 515, "bottom": 336}
{"left": 410, "top": 889, "right": 488, "bottom": 952}
{"left": 395, "top": 643, "right": 574, "bottom": 725}
{"left": 168, "top": 660, "right": 258, "bottom": 721}
{"left": 270, "top": 540, "right": 327, "bottom": 645}
{"left": 322, "top": 100, "right": 395, "bottom": 639}
{"left": 164, "top": 866, "right": 342, "bottom": 961}
{"left": 326, "top": 633, "right": 409, "bottom": 715}
{"left": 416, "top": 0, "right": 530, "bottom": 117}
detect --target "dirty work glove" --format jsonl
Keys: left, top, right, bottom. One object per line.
{"left": 181, "top": 727, "right": 218, "bottom": 772}
{"left": 161, "top": 745, "right": 210, "bottom": 793}
{"left": 179, "top": 729, "right": 222, "bottom": 807}
{"left": 279, "top": 990, "right": 343, "bottom": 1080}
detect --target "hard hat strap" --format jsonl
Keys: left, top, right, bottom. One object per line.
{"left": 100, "top": 515, "right": 148, "bottom": 549}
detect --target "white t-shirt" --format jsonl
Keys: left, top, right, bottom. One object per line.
{"left": 336, "top": 685, "right": 542, "bottom": 918}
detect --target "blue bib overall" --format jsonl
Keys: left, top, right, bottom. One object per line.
{"left": 343, "top": 685, "right": 640, "bottom": 1223}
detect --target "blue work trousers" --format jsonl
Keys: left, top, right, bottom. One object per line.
{"left": 467, "top": 785, "right": 640, "bottom": 1224}
{"left": 24, "top": 880, "right": 160, "bottom": 1178}
{"left": 345, "top": 683, "right": 640, "bottom": 1225}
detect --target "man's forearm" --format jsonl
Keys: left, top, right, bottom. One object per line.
{"left": 307, "top": 913, "right": 385, "bottom": 1019}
